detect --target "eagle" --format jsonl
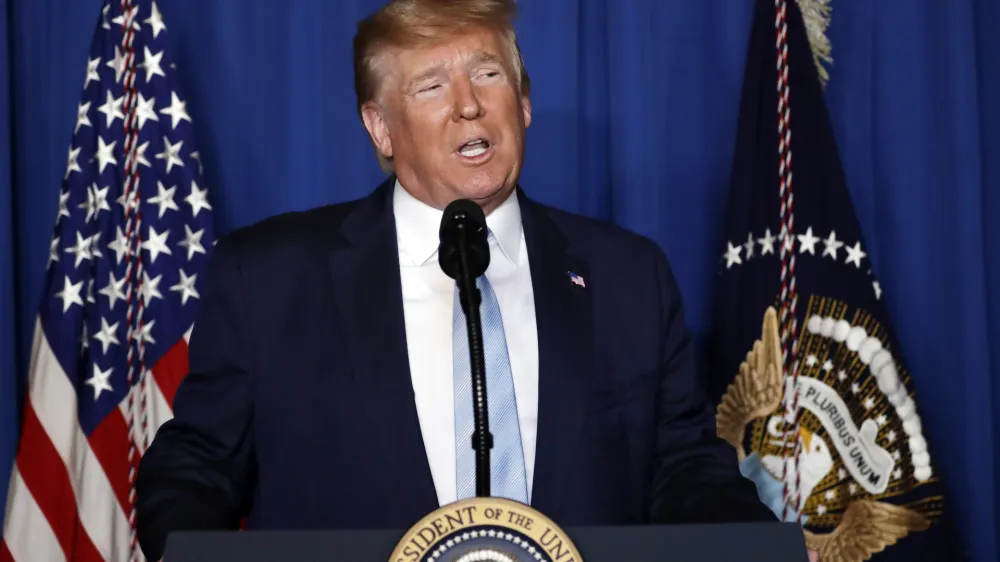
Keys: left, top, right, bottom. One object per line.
{"left": 715, "top": 306, "right": 930, "bottom": 562}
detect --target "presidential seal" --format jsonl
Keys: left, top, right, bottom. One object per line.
{"left": 389, "top": 497, "right": 583, "bottom": 562}
{"left": 716, "top": 304, "right": 944, "bottom": 562}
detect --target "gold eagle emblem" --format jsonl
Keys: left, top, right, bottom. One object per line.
{"left": 715, "top": 306, "right": 932, "bottom": 562}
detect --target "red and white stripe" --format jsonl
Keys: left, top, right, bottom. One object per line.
{"left": 0, "top": 321, "right": 192, "bottom": 562}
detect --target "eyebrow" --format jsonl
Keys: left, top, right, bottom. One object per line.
{"left": 405, "top": 50, "right": 506, "bottom": 92}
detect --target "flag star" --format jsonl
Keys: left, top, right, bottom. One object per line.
{"left": 892, "top": 450, "right": 901, "bottom": 461}
{"left": 145, "top": 1, "right": 167, "bottom": 38}
{"left": 148, "top": 181, "right": 179, "bottom": 218}
{"left": 85, "top": 364, "right": 114, "bottom": 400}
{"left": 178, "top": 224, "right": 207, "bottom": 260}
{"left": 825, "top": 490, "right": 836, "bottom": 500}
{"left": 138, "top": 319, "right": 158, "bottom": 344}
{"left": 873, "top": 281, "right": 882, "bottom": 300}
{"left": 107, "top": 226, "right": 130, "bottom": 265}
{"left": 851, "top": 382, "right": 861, "bottom": 394}
{"left": 97, "top": 89, "right": 125, "bottom": 128}
{"left": 55, "top": 276, "right": 84, "bottom": 312}
{"left": 84, "top": 56, "right": 101, "bottom": 89}
{"left": 132, "top": 139, "right": 152, "bottom": 168}
{"left": 822, "top": 230, "right": 844, "bottom": 259}
{"left": 75, "top": 101, "right": 92, "bottom": 134}
{"left": 837, "top": 468, "right": 847, "bottom": 480}
{"left": 848, "top": 482, "right": 858, "bottom": 494}
{"left": 170, "top": 269, "right": 201, "bottom": 305}
{"left": 99, "top": 270, "right": 128, "bottom": 309}
{"left": 106, "top": 45, "right": 127, "bottom": 83}
{"left": 780, "top": 229, "right": 795, "bottom": 253}
{"left": 88, "top": 232, "right": 103, "bottom": 261}
{"left": 140, "top": 47, "right": 166, "bottom": 83}
{"left": 56, "top": 190, "right": 71, "bottom": 221}
{"left": 95, "top": 136, "right": 117, "bottom": 173}
{"left": 797, "top": 227, "right": 820, "bottom": 255}
{"left": 758, "top": 228, "right": 776, "bottom": 255}
{"left": 128, "top": 320, "right": 157, "bottom": 345}
{"left": 156, "top": 136, "right": 184, "bottom": 173}
{"left": 65, "top": 146, "right": 82, "bottom": 179}
{"left": 101, "top": 4, "right": 111, "bottom": 29}
{"left": 48, "top": 237, "right": 60, "bottom": 266}
{"left": 816, "top": 504, "right": 827, "bottom": 515}
{"left": 117, "top": 190, "right": 140, "bottom": 214}
{"left": 160, "top": 91, "right": 192, "bottom": 129}
{"left": 875, "top": 414, "right": 888, "bottom": 426}
{"left": 863, "top": 396, "right": 876, "bottom": 410}
{"left": 79, "top": 183, "right": 111, "bottom": 222}
{"left": 111, "top": 5, "right": 141, "bottom": 30}
{"left": 837, "top": 370, "right": 848, "bottom": 381}
{"left": 886, "top": 430, "right": 897, "bottom": 443}
{"left": 743, "top": 232, "right": 756, "bottom": 259}
{"left": 135, "top": 94, "right": 159, "bottom": 130}
{"left": 190, "top": 151, "right": 204, "bottom": 175}
{"left": 845, "top": 242, "right": 866, "bottom": 268}
{"left": 724, "top": 242, "right": 742, "bottom": 268}
{"left": 140, "top": 271, "right": 164, "bottom": 306}
{"left": 142, "top": 226, "right": 173, "bottom": 263}
{"left": 92, "top": 318, "right": 121, "bottom": 355}
{"left": 65, "top": 231, "right": 93, "bottom": 268}
{"left": 806, "top": 354, "right": 818, "bottom": 367}
{"left": 893, "top": 468, "right": 903, "bottom": 480}
{"left": 185, "top": 180, "right": 213, "bottom": 217}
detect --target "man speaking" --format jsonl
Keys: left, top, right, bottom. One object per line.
{"left": 136, "top": 0, "right": 777, "bottom": 560}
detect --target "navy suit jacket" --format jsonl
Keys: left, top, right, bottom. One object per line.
{"left": 136, "top": 178, "right": 775, "bottom": 561}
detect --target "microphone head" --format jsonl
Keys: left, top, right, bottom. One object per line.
{"left": 438, "top": 199, "right": 490, "bottom": 280}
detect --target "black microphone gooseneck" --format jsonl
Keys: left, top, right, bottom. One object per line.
{"left": 438, "top": 199, "right": 492, "bottom": 498}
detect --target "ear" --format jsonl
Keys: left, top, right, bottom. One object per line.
{"left": 361, "top": 102, "right": 393, "bottom": 160}
{"left": 520, "top": 95, "right": 532, "bottom": 128}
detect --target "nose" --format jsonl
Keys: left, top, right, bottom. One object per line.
{"left": 451, "top": 77, "right": 484, "bottom": 121}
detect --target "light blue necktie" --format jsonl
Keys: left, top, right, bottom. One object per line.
{"left": 453, "top": 274, "right": 528, "bottom": 504}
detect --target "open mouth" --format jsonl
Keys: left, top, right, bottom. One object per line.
{"left": 456, "top": 138, "right": 491, "bottom": 159}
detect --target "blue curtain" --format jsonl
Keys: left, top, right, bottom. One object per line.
{"left": 1, "top": 1, "right": 996, "bottom": 561}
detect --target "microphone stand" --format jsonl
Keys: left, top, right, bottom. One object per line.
{"left": 454, "top": 223, "right": 492, "bottom": 498}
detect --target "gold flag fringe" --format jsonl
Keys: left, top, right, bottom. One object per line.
{"left": 794, "top": 0, "right": 833, "bottom": 86}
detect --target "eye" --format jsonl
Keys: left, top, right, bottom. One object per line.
{"left": 420, "top": 84, "right": 442, "bottom": 93}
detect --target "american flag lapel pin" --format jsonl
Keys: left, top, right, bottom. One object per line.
{"left": 568, "top": 271, "right": 586, "bottom": 288}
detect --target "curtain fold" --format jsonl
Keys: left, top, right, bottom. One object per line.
{"left": 1, "top": 0, "right": 996, "bottom": 560}
{"left": 0, "top": 0, "right": 20, "bottom": 516}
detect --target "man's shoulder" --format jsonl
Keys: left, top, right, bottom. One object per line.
{"left": 214, "top": 194, "right": 370, "bottom": 264}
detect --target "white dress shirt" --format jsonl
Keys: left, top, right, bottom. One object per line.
{"left": 393, "top": 180, "right": 539, "bottom": 507}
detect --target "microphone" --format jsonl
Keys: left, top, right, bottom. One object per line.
{"left": 438, "top": 199, "right": 492, "bottom": 498}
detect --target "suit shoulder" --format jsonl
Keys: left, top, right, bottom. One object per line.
{"left": 219, "top": 198, "right": 362, "bottom": 258}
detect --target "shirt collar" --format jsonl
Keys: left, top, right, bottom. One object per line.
{"left": 392, "top": 179, "right": 523, "bottom": 267}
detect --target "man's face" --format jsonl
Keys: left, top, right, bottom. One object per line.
{"left": 362, "top": 26, "right": 532, "bottom": 213}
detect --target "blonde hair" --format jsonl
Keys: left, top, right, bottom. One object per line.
{"left": 353, "top": 0, "right": 531, "bottom": 171}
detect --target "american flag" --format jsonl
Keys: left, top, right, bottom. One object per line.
{"left": 1, "top": 1, "right": 214, "bottom": 561}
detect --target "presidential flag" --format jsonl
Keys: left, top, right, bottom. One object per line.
{"left": 707, "top": 0, "right": 961, "bottom": 560}
{"left": 1, "top": 1, "right": 214, "bottom": 560}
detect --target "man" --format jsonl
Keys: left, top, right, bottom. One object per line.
{"left": 136, "top": 1, "right": 783, "bottom": 560}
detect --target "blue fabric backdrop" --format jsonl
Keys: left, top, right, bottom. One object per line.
{"left": 1, "top": 1, "right": 996, "bottom": 560}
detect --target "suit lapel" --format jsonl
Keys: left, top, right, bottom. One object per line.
{"left": 518, "top": 190, "right": 593, "bottom": 515}
{"left": 325, "top": 179, "right": 438, "bottom": 516}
